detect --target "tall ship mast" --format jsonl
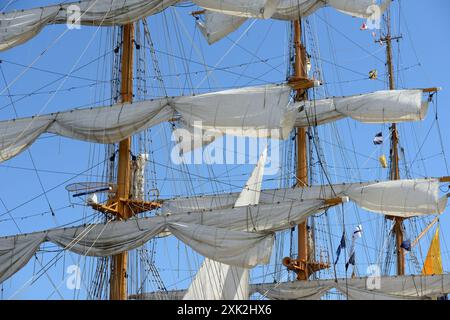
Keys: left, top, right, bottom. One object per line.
{"left": 0, "top": 0, "right": 449, "bottom": 300}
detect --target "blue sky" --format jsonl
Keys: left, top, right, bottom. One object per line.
{"left": 0, "top": 0, "right": 449, "bottom": 299}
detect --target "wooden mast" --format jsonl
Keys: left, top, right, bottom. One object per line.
{"left": 384, "top": 7, "right": 405, "bottom": 275}
{"left": 294, "top": 20, "right": 309, "bottom": 280}
{"left": 110, "top": 23, "right": 134, "bottom": 300}
{"left": 282, "top": 19, "right": 329, "bottom": 280}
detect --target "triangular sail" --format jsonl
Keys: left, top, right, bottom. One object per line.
{"left": 422, "top": 227, "right": 444, "bottom": 275}
{"left": 184, "top": 148, "right": 267, "bottom": 300}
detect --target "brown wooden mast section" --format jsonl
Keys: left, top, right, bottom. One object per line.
{"left": 86, "top": 24, "right": 161, "bottom": 299}
{"left": 384, "top": 8, "right": 405, "bottom": 276}
{"left": 109, "top": 23, "right": 135, "bottom": 300}
{"left": 282, "top": 20, "right": 329, "bottom": 280}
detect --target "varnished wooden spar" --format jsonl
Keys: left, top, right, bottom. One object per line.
{"left": 384, "top": 7, "right": 405, "bottom": 276}
{"left": 282, "top": 20, "right": 329, "bottom": 281}
{"left": 110, "top": 23, "right": 134, "bottom": 301}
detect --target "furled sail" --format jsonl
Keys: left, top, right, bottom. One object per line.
{"left": 0, "top": 85, "right": 431, "bottom": 164}
{"left": 0, "top": 0, "right": 392, "bottom": 50}
{"left": 184, "top": 149, "right": 267, "bottom": 300}
{"left": 0, "top": 84, "right": 292, "bottom": 163}
{"left": 0, "top": 195, "right": 335, "bottom": 284}
{"left": 0, "top": 0, "right": 178, "bottom": 51}
{"left": 162, "top": 179, "right": 449, "bottom": 218}
{"left": 294, "top": 89, "right": 429, "bottom": 128}
{"left": 346, "top": 179, "right": 447, "bottom": 217}
{"left": 129, "top": 273, "right": 450, "bottom": 300}
{"left": 252, "top": 274, "right": 450, "bottom": 300}
{"left": 196, "top": 0, "right": 391, "bottom": 44}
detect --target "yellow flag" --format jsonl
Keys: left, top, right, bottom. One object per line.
{"left": 422, "top": 227, "right": 443, "bottom": 275}
{"left": 379, "top": 155, "right": 388, "bottom": 168}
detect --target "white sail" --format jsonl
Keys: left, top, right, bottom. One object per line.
{"left": 294, "top": 89, "right": 429, "bottom": 127}
{"left": 196, "top": 0, "right": 391, "bottom": 43}
{"left": 347, "top": 178, "right": 448, "bottom": 217}
{"left": 196, "top": 11, "right": 247, "bottom": 45}
{"left": 253, "top": 274, "right": 450, "bottom": 300}
{"left": 0, "top": 218, "right": 274, "bottom": 284}
{"left": 0, "top": 195, "right": 335, "bottom": 284}
{"left": 0, "top": 0, "right": 390, "bottom": 50}
{"left": 0, "top": 86, "right": 431, "bottom": 164}
{"left": 184, "top": 148, "right": 267, "bottom": 300}
{"left": 196, "top": 0, "right": 388, "bottom": 20}
{"left": 0, "top": 84, "right": 292, "bottom": 163}
{"left": 162, "top": 179, "right": 448, "bottom": 218}
{"left": 183, "top": 258, "right": 250, "bottom": 300}
{"left": 0, "top": 0, "right": 177, "bottom": 51}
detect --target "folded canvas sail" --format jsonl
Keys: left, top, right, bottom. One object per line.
{"left": 0, "top": 86, "right": 430, "bottom": 163}
{"left": 0, "top": 0, "right": 178, "bottom": 51}
{"left": 196, "top": 0, "right": 391, "bottom": 44}
{"left": 162, "top": 179, "right": 449, "bottom": 218}
{"left": 0, "top": 195, "right": 336, "bottom": 284}
{"left": 294, "top": 89, "right": 429, "bottom": 127}
{"left": 130, "top": 274, "right": 450, "bottom": 300}
{"left": 0, "top": 0, "right": 391, "bottom": 50}
{"left": 0, "top": 84, "right": 292, "bottom": 162}
{"left": 252, "top": 274, "right": 450, "bottom": 300}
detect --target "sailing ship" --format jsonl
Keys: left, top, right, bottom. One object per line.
{"left": 0, "top": 0, "right": 449, "bottom": 300}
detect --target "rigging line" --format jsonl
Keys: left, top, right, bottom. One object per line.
{"left": 142, "top": 45, "right": 280, "bottom": 85}
{"left": 0, "top": 82, "right": 104, "bottom": 98}
{"left": 0, "top": 55, "right": 114, "bottom": 84}
{"left": 0, "top": 63, "right": 56, "bottom": 217}
{"left": 0, "top": 51, "right": 116, "bottom": 111}
{"left": 0, "top": 0, "right": 15, "bottom": 12}
{"left": 195, "top": 20, "right": 258, "bottom": 89}
{"left": 232, "top": 19, "right": 276, "bottom": 86}
{"left": 0, "top": 205, "right": 74, "bottom": 224}
{"left": 2, "top": 7, "right": 118, "bottom": 158}
{"left": 315, "top": 12, "right": 385, "bottom": 64}
{"left": 434, "top": 93, "right": 449, "bottom": 176}
{"left": 315, "top": 56, "right": 384, "bottom": 83}
{"left": 170, "top": 8, "right": 196, "bottom": 94}
{"left": 9, "top": 215, "right": 109, "bottom": 299}
{"left": 0, "top": 196, "right": 21, "bottom": 234}
{"left": 0, "top": 158, "right": 107, "bottom": 218}
{"left": 0, "top": 0, "right": 103, "bottom": 97}
{"left": 406, "top": 119, "right": 436, "bottom": 174}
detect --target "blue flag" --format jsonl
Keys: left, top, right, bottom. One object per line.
{"left": 334, "top": 232, "right": 346, "bottom": 265}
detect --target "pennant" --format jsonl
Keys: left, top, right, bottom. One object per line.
{"left": 346, "top": 252, "right": 355, "bottom": 271}
{"left": 346, "top": 225, "right": 363, "bottom": 271}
